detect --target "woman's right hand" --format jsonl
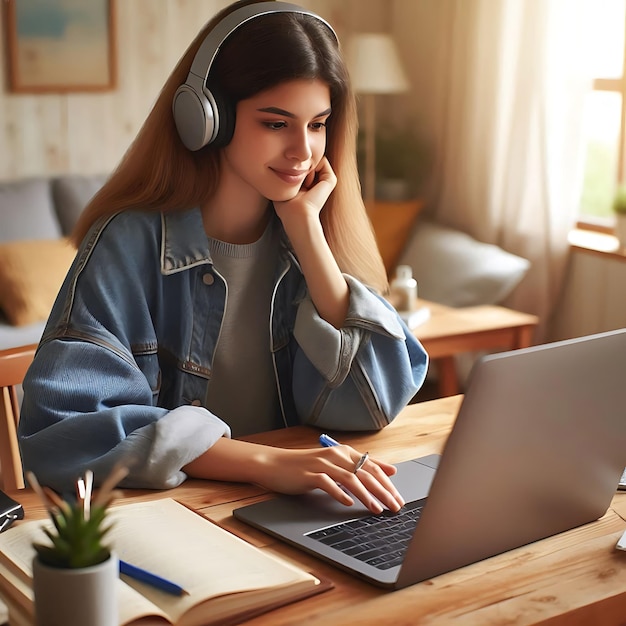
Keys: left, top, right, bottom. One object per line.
{"left": 252, "top": 444, "right": 405, "bottom": 514}
{"left": 184, "top": 437, "right": 405, "bottom": 514}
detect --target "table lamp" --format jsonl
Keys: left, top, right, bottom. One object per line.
{"left": 346, "top": 33, "right": 410, "bottom": 203}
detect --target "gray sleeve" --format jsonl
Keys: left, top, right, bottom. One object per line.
{"left": 294, "top": 274, "right": 405, "bottom": 384}
{"left": 107, "top": 406, "right": 231, "bottom": 489}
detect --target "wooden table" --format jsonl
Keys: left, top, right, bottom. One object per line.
{"left": 414, "top": 300, "right": 539, "bottom": 397}
{"left": 3, "top": 395, "right": 626, "bottom": 625}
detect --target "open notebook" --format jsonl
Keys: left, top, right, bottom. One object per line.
{"left": 0, "top": 498, "right": 330, "bottom": 625}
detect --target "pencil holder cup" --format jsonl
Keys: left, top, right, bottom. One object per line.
{"left": 33, "top": 551, "right": 118, "bottom": 626}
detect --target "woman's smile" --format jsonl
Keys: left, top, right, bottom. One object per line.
{"left": 270, "top": 167, "right": 311, "bottom": 185}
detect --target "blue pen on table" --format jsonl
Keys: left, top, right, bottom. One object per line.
{"left": 319, "top": 433, "right": 341, "bottom": 448}
{"left": 119, "top": 559, "right": 189, "bottom": 596}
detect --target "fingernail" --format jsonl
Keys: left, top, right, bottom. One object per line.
{"left": 371, "top": 500, "right": 383, "bottom": 514}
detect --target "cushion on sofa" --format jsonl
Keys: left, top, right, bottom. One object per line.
{"left": 0, "top": 315, "right": 46, "bottom": 351}
{"left": 398, "top": 219, "right": 530, "bottom": 307}
{"left": 52, "top": 174, "right": 108, "bottom": 236}
{"left": 0, "top": 238, "right": 76, "bottom": 326}
{"left": 0, "top": 178, "right": 61, "bottom": 243}
{"left": 367, "top": 200, "right": 424, "bottom": 275}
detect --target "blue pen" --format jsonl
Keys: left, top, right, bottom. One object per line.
{"left": 119, "top": 559, "right": 188, "bottom": 596}
{"left": 319, "top": 433, "right": 341, "bottom": 447}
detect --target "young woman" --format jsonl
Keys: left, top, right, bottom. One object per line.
{"left": 19, "top": 0, "right": 428, "bottom": 515}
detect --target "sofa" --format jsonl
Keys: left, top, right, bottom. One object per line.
{"left": 0, "top": 179, "right": 530, "bottom": 353}
{"left": 368, "top": 200, "right": 530, "bottom": 308}
{"left": 0, "top": 175, "right": 107, "bottom": 350}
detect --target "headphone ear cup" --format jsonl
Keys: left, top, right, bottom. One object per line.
{"left": 209, "top": 87, "right": 236, "bottom": 148}
{"left": 173, "top": 84, "right": 217, "bottom": 151}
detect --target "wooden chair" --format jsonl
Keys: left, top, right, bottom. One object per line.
{"left": 0, "top": 344, "right": 37, "bottom": 491}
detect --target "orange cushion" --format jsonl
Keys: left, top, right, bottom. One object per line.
{"left": 0, "top": 238, "right": 76, "bottom": 326}
{"left": 367, "top": 200, "right": 424, "bottom": 275}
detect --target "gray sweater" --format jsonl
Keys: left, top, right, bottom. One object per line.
{"left": 205, "top": 219, "right": 281, "bottom": 436}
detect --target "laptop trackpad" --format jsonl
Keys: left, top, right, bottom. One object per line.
{"left": 234, "top": 454, "right": 440, "bottom": 531}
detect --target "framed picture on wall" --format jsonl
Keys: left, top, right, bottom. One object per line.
{"left": 4, "top": 0, "right": 117, "bottom": 93}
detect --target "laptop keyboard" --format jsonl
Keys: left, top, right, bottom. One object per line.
{"left": 306, "top": 498, "right": 426, "bottom": 570}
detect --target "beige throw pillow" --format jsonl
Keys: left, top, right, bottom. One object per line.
{"left": 398, "top": 219, "right": 531, "bottom": 306}
{"left": 0, "top": 239, "right": 76, "bottom": 326}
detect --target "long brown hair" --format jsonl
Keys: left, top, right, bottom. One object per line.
{"left": 72, "top": 0, "right": 388, "bottom": 292}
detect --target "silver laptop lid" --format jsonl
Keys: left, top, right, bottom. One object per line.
{"left": 397, "top": 328, "right": 626, "bottom": 587}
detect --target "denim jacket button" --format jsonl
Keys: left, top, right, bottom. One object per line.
{"left": 202, "top": 273, "right": 214, "bottom": 285}
{"left": 191, "top": 399, "right": 202, "bottom": 406}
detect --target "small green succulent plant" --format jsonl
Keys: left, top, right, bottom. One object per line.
{"left": 612, "top": 185, "right": 626, "bottom": 215}
{"left": 33, "top": 499, "right": 112, "bottom": 569}
{"left": 27, "top": 466, "right": 128, "bottom": 569}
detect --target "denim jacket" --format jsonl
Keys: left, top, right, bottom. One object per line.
{"left": 19, "top": 208, "right": 428, "bottom": 492}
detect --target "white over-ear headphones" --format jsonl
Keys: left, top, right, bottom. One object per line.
{"left": 172, "top": 1, "right": 338, "bottom": 151}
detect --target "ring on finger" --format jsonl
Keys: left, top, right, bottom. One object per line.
{"left": 354, "top": 452, "right": 369, "bottom": 473}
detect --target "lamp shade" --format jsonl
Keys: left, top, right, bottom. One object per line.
{"left": 346, "top": 33, "right": 410, "bottom": 94}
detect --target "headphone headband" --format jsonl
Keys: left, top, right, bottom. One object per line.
{"left": 173, "top": 1, "right": 338, "bottom": 151}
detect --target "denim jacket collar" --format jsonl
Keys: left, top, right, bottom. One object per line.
{"left": 160, "top": 209, "right": 212, "bottom": 275}
{"left": 160, "top": 208, "right": 300, "bottom": 275}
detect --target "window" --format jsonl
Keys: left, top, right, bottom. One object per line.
{"left": 579, "top": 0, "right": 626, "bottom": 228}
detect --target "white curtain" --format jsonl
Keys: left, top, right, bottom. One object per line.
{"left": 424, "top": 0, "right": 591, "bottom": 340}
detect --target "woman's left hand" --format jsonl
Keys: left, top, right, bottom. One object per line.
{"left": 272, "top": 155, "right": 348, "bottom": 329}
{"left": 273, "top": 156, "right": 337, "bottom": 227}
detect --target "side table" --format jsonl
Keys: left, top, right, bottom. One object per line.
{"left": 414, "top": 301, "right": 539, "bottom": 397}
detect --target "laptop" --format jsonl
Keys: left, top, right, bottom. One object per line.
{"left": 234, "top": 329, "right": 626, "bottom": 589}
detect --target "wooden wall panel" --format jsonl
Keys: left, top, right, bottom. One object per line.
{"left": 0, "top": 0, "right": 231, "bottom": 181}
{"left": 0, "top": 0, "right": 382, "bottom": 183}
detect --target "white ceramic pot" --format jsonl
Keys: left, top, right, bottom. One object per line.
{"left": 32, "top": 552, "right": 118, "bottom": 626}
